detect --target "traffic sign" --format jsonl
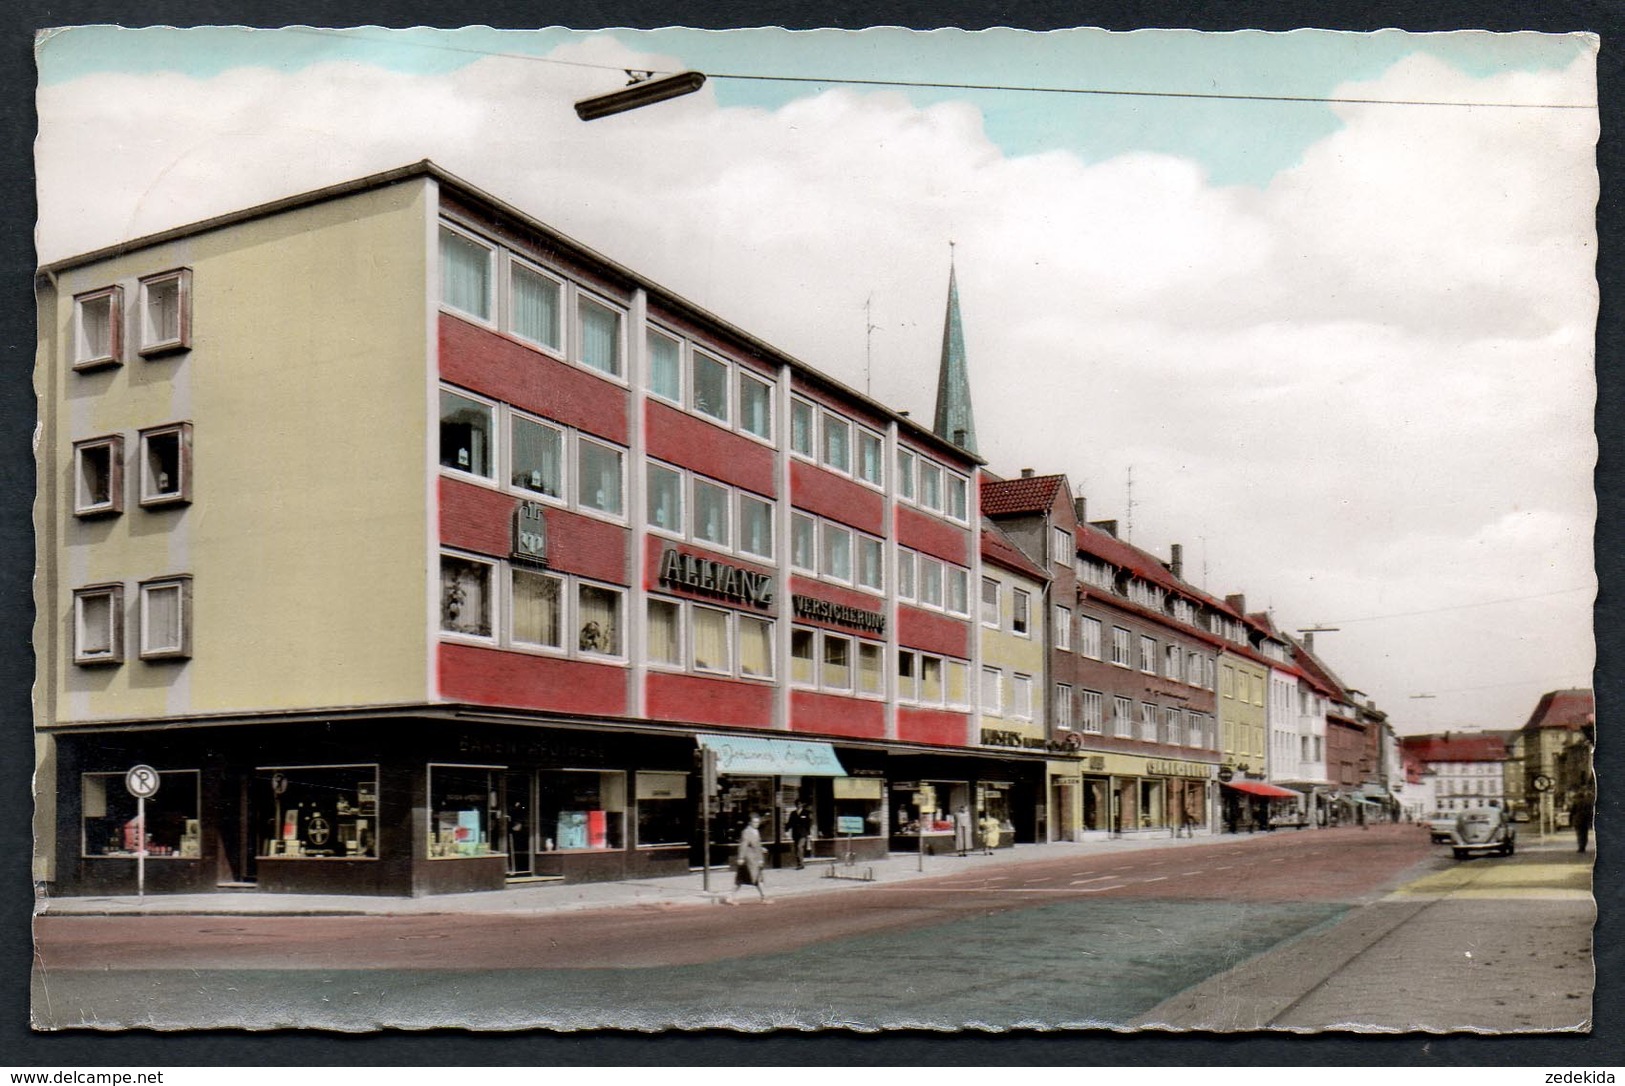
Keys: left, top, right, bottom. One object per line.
{"left": 125, "top": 764, "right": 161, "bottom": 799}
{"left": 1532, "top": 775, "right": 1554, "bottom": 793}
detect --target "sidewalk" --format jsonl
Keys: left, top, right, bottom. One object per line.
{"left": 35, "top": 824, "right": 1323, "bottom": 918}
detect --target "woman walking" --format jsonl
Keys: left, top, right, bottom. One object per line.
{"left": 723, "top": 813, "right": 769, "bottom": 904}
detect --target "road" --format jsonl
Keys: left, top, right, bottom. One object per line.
{"left": 31, "top": 825, "right": 1592, "bottom": 1031}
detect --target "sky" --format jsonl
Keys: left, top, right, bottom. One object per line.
{"left": 33, "top": 25, "right": 1600, "bottom": 736}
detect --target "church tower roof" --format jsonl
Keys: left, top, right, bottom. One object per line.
{"left": 932, "top": 253, "right": 978, "bottom": 454}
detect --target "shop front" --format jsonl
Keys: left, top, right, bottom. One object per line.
{"left": 1220, "top": 777, "right": 1301, "bottom": 832}
{"left": 1062, "top": 750, "right": 1218, "bottom": 835}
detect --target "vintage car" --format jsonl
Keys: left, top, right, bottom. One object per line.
{"left": 1448, "top": 805, "right": 1516, "bottom": 859}
{"left": 1425, "top": 812, "right": 1457, "bottom": 844}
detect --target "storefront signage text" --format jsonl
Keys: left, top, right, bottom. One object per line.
{"left": 513, "top": 501, "right": 547, "bottom": 563}
{"left": 1146, "top": 759, "right": 1213, "bottom": 779}
{"left": 791, "top": 594, "right": 885, "bottom": 634}
{"left": 659, "top": 549, "right": 774, "bottom": 608}
{"left": 981, "top": 728, "right": 1046, "bottom": 750}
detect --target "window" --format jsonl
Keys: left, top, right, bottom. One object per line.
{"left": 738, "top": 493, "right": 774, "bottom": 559}
{"left": 897, "top": 650, "right": 917, "bottom": 701}
{"left": 739, "top": 372, "right": 772, "bottom": 440}
{"left": 1164, "top": 644, "right": 1182, "bottom": 682}
{"left": 982, "top": 666, "right": 1003, "bottom": 714}
{"left": 511, "top": 262, "right": 563, "bottom": 352}
{"left": 1055, "top": 684, "right": 1074, "bottom": 729}
{"left": 440, "top": 226, "right": 492, "bottom": 321}
{"left": 822, "top": 634, "right": 853, "bottom": 691}
{"left": 790, "top": 398, "right": 815, "bottom": 457}
{"left": 647, "top": 463, "right": 683, "bottom": 533}
{"left": 947, "top": 474, "right": 969, "bottom": 521}
{"left": 918, "top": 556, "right": 944, "bottom": 609}
{"left": 821, "top": 522, "right": 852, "bottom": 581}
{"left": 739, "top": 615, "right": 773, "bottom": 679}
{"left": 692, "top": 350, "right": 729, "bottom": 422}
{"left": 137, "top": 422, "right": 192, "bottom": 507}
{"left": 1053, "top": 526, "right": 1073, "bottom": 567}
{"left": 248, "top": 766, "right": 373, "bottom": 860}
{"left": 73, "top": 435, "right": 124, "bottom": 517}
{"left": 1140, "top": 702, "right": 1158, "bottom": 742}
{"left": 82, "top": 769, "right": 201, "bottom": 859}
{"left": 428, "top": 765, "right": 503, "bottom": 858}
{"left": 136, "top": 268, "right": 191, "bottom": 356}
{"left": 791, "top": 627, "right": 816, "bottom": 685}
{"left": 512, "top": 568, "right": 564, "bottom": 650}
{"left": 539, "top": 769, "right": 625, "bottom": 851}
{"left": 576, "top": 438, "right": 624, "bottom": 516}
{"left": 858, "top": 536, "right": 884, "bottom": 591}
{"left": 647, "top": 329, "right": 682, "bottom": 402}
{"left": 896, "top": 448, "right": 916, "bottom": 500}
{"left": 73, "top": 583, "right": 123, "bottom": 665}
{"left": 858, "top": 642, "right": 884, "bottom": 696}
{"left": 822, "top": 413, "right": 851, "bottom": 473}
{"left": 1188, "top": 711, "right": 1205, "bottom": 748}
{"left": 1012, "top": 589, "right": 1031, "bottom": 636}
{"left": 576, "top": 583, "right": 623, "bottom": 656}
{"left": 1163, "top": 706, "right": 1181, "bottom": 745}
{"left": 946, "top": 567, "right": 969, "bottom": 615}
{"left": 1055, "top": 606, "right": 1073, "bottom": 650}
{"left": 1113, "top": 696, "right": 1134, "bottom": 737}
{"left": 1221, "top": 665, "right": 1235, "bottom": 698}
{"left": 919, "top": 460, "right": 942, "bottom": 510}
{"left": 857, "top": 430, "right": 884, "bottom": 486}
{"left": 920, "top": 656, "right": 944, "bottom": 704}
{"left": 692, "top": 606, "right": 731, "bottom": 672}
{"left": 1111, "top": 627, "right": 1131, "bottom": 667}
{"left": 577, "top": 295, "right": 623, "bottom": 377}
{"left": 1081, "top": 690, "right": 1103, "bottom": 733}
{"left": 791, "top": 513, "right": 817, "bottom": 571}
{"left": 511, "top": 415, "right": 564, "bottom": 498}
{"left": 138, "top": 576, "right": 192, "bottom": 660}
{"left": 441, "top": 553, "right": 495, "bottom": 638}
{"left": 1012, "top": 674, "right": 1033, "bottom": 720}
{"left": 440, "top": 389, "right": 494, "bottom": 479}
{"left": 981, "top": 578, "right": 1000, "bottom": 626}
{"left": 946, "top": 660, "right": 969, "bottom": 708}
{"left": 1139, "top": 635, "right": 1157, "bottom": 674}
{"left": 73, "top": 286, "right": 123, "bottom": 370}
{"left": 692, "top": 478, "right": 730, "bottom": 547}
{"left": 636, "top": 771, "right": 689, "bottom": 848}
{"left": 1080, "top": 616, "right": 1102, "bottom": 659}
{"left": 897, "top": 550, "right": 916, "bottom": 601}
{"left": 1188, "top": 651, "right": 1203, "bottom": 686}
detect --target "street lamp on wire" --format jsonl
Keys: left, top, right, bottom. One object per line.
{"left": 575, "top": 70, "right": 708, "bottom": 120}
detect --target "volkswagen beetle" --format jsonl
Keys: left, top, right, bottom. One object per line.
{"left": 1449, "top": 804, "right": 1516, "bottom": 859}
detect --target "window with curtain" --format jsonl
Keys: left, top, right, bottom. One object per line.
{"left": 790, "top": 627, "right": 816, "bottom": 685}
{"left": 140, "top": 272, "right": 185, "bottom": 350}
{"left": 920, "top": 656, "right": 944, "bottom": 705}
{"left": 791, "top": 399, "right": 815, "bottom": 456}
{"left": 577, "top": 439, "right": 623, "bottom": 515}
{"left": 440, "top": 227, "right": 491, "bottom": 320}
{"left": 1081, "top": 616, "right": 1102, "bottom": 659}
{"left": 1013, "top": 674, "right": 1033, "bottom": 720}
{"left": 1055, "top": 684, "right": 1074, "bottom": 729}
{"left": 822, "top": 634, "right": 852, "bottom": 691}
{"left": 511, "top": 415, "right": 563, "bottom": 498}
{"left": 947, "top": 474, "right": 969, "bottom": 521}
{"left": 75, "top": 588, "right": 118, "bottom": 661}
{"left": 896, "top": 448, "right": 916, "bottom": 500}
{"left": 1012, "top": 589, "right": 1031, "bottom": 634}
{"left": 982, "top": 666, "right": 1002, "bottom": 713}
{"left": 981, "top": 578, "right": 1000, "bottom": 626}
{"left": 919, "top": 557, "right": 944, "bottom": 608}
{"left": 739, "top": 616, "right": 772, "bottom": 679}
{"left": 693, "top": 479, "right": 730, "bottom": 547}
{"left": 692, "top": 351, "right": 729, "bottom": 422}
{"left": 439, "top": 390, "right": 493, "bottom": 478}
{"left": 139, "top": 578, "right": 189, "bottom": 658}
{"left": 897, "top": 550, "right": 916, "bottom": 600}
{"left": 739, "top": 373, "right": 772, "bottom": 439}
{"left": 692, "top": 606, "right": 730, "bottom": 672}
{"left": 511, "top": 568, "right": 563, "bottom": 649}
{"left": 858, "top": 642, "right": 884, "bottom": 695}
{"left": 897, "top": 650, "right": 918, "bottom": 701}
{"left": 511, "top": 263, "right": 562, "bottom": 351}
{"left": 858, "top": 430, "right": 883, "bottom": 485}
{"left": 647, "top": 329, "right": 681, "bottom": 402}
{"left": 577, "top": 584, "right": 622, "bottom": 656}
{"left": 791, "top": 514, "right": 817, "bottom": 571}
{"left": 821, "top": 523, "right": 852, "bottom": 582}
{"left": 946, "top": 660, "right": 968, "bottom": 707}
{"left": 440, "top": 555, "right": 493, "bottom": 638}
{"left": 646, "top": 599, "right": 681, "bottom": 667}
{"left": 857, "top": 537, "right": 883, "bottom": 591}
{"left": 822, "top": 414, "right": 851, "bottom": 472}
{"left": 647, "top": 463, "right": 683, "bottom": 533}
{"left": 578, "top": 296, "right": 622, "bottom": 377}
{"left": 738, "top": 494, "right": 773, "bottom": 558}
{"left": 919, "top": 461, "right": 943, "bottom": 510}
{"left": 947, "top": 568, "right": 968, "bottom": 615}
{"left": 1081, "top": 690, "right": 1103, "bottom": 732}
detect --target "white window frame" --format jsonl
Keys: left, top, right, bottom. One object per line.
{"left": 1111, "top": 626, "right": 1131, "bottom": 668}
{"left": 738, "top": 614, "right": 775, "bottom": 681}
{"left": 896, "top": 548, "right": 917, "bottom": 602}
{"left": 896, "top": 648, "right": 918, "bottom": 702}
{"left": 1080, "top": 615, "right": 1102, "bottom": 660}
{"left": 575, "top": 579, "right": 627, "bottom": 660}
{"left": 946, "top": 566, "right": 970, "bottom": 617}
{"left": 820, "top": 521, "right": 854, "bottom": 583}
{"left": 790, "top": 626, "right": 817, "bottom": 688}
{"left": 509, "top": 409, "right": 568, "bottom": 504}
{"left": 918, "top": 459, "right": 943, "bottom": 512}
{"left": 945, "top": 472, "right": 970, "bottom": 523}
{"left": 72, "top": 434, "right": 124, "bottom": 518}
{"left": 1080, "top": 689, "right": 1104, "bottom": 734}
{"left": 440, "top": 551, "right": 499, "bottom": 643}
{"left": 574, "top": 434, "right": 627, "bottom": 521}
{"left": 574, "top": 290, "right": 627, "bottom": 382}
{"left": 857, "top": 640, "right": 885, "bottom": 697}
{"left": 737, "top": 369, "right": 775, "bottom": 442}
{"left": 645, "top": 325, "right": 684, "bottom": 405}
{"left": 737, "top": 492, "right": 775, "bottom": 561}
{"left": 439, "top": 385, "right": 498, "bottom": 484}
{"left": 508, "top": 256, "right": 567, "bottom": 358}
{"left": 72, "top": 285, "right": 123, "bottom": 371}
{"left": 690, "top": 604, "right": 734, "bottom": 674}
{"left": 1139, "top": 634, "right": 1157, "bottom": 674}
{"left": 821, "top": 411, "right": 852, "bottom": 475}
{"left": 820, "top": 631, "right": 855, "bottom": 693}
{"left": 1012, "top": 674, "right": 1033, "bottom": 721}
{"left": 1113, "top": 696, "right": 1134, "bottom": 738}
{"left": 509, "top": 566, "right": 568, "bottom": 654}
{"left": 73, "top": 583, "right": 124, "bottom": 666}
{"left": 691, "top": 475, "right": 733, "bottom": 550}
{"left": 137, "top": 575, "right": 192, "bottom": 661}
{"left": 982, "top": 666, "right": 1003, "bottom": 714}
{"left": 1054, "top": 605, "right": 1073, "bottom": 651}
{"left": 790, "top": 397, "right": 817, "bottom": 460}
{"left": 1011, "top": 589, "right": 1031, "bottom": 637}
{"left": 690, "top": 348, "right": 731, "bottom": 425}
{"left": 917, "top": 555, "right": 945, "bottom": 610}
{"left": 1053, "top": 526, "right": 1073, "bottom": 568}
{"left": 438, "top": 223, "right": 496, "bottom": 326}
{"left": 1164, "top": 644, "right": 1182, "bottom": 682}
{"left": 646, "top": 460, "right": 685, "bottom": 537}
{"left": 856, "top": 428, "right": 885, "bottom": 488}
{"left": 137, "top": 421, "right": 193, "bottom": 508}
{"left": 1140, "top": 702, "right": 1158, "bottom": 742}
{"left": 896, "top": 447, "right": 917, "bottom": 502}
{"left": 1054, "top": 684, "right": 1074, "bottom": 730}
{"left": 857, "top": 534, "right": 885, "bottom": 592}
{"left": 981, "top": 577, "right": 1000, "bottom": 627}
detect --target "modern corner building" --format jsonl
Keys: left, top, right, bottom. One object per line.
{"left": 35, "top": 161, "right": 1074, "bottom": 897}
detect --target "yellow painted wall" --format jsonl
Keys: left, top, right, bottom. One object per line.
{"left": 1221, "top": 652, "right": 1268, "bottom": 770}
{"left": 39, "top": 180, "right": 433, "bottom": 723}
{"left": 978, "top": 568, "right": 1047, "bottom": 745}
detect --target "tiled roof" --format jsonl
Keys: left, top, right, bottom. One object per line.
{"left": 982, "top": 474, "right": 1067, "bottom": 517}
{"left": 980, "top": 518, "right": 1048, "bottom": 581}
{"left": 1290, "top": 640, "right": 1350, "bottom": 701}
{"left": 1401, "top": 732, "right": 1514, "bottom": 763}
{"left": 1520, "top": 689, "right": 1595, "bottom": 733}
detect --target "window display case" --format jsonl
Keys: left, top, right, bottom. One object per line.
{"left": 254, "top": 765, "right": 379, "bottom": 859}
{"left": 538, "top": 769, "right": 625, "bottom": 851}
{"left": 81, "top": 770, "right": 200, "bottom": 858}
{"left": 428, "top": 764, "right": 504, "bottom": 858}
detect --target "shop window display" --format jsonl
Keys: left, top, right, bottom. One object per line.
{"left": 82, "top": 770, "right": 201, "bottom": 859}
{"left": 539, "top": 769, "right": 626, "bottom": 851}
{"left": 254, "top": 765, "right": 378, "bottom": 859}
{"left": 892, "top": 780, "right": 968, "bottom": 836}
{"left": 428, "top": 764, "right": 503, "bottom": 858}
{"left": 832, "top": 776, "right": 884, "bottom": 837}
{"left": 636, "top": 771, "right": 689, "bottom": 847}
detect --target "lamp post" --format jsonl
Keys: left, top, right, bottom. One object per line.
{"left": 575, "top": 70, "right": 707, "bottom": 121}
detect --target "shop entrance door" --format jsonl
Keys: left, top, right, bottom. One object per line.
{"left": 504, "top": 770, "right": 534, "bottom": 878}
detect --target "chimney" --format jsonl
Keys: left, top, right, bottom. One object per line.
{"left": 1090, "top": 519, "right": 1118, "bottom": 538}
{"left": 1020, "top": 467, "right": 1035, "bottom": 478}
{"left": 1303, "top": 631, "right": 1314, "bottom": 652}
{"left": 1225, "top": 593, "right": 1246, "bottom": 615}
{"left": 1073, "top": 496, "right": 1087, "bottom": 523}
{"left": 1169, "top": 543, "right": 1184, "bottom": 579}
{"left": 954, "top": 428, "right": 967, "bottom": 447}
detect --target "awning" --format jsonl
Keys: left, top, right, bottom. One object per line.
{"left": 1223, "top": 780, "right": 1301, "bottom": 800}
{"left": 697, "top": 734, "right": 847, "bottom": 777}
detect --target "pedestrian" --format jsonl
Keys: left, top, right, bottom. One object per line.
{"left": 1572, "top": 787, "right": 1596, "bottom": 854}
{"left": 786, "top": 802, "right": 812, "bottom": 869}
{"left": 953, "top": 805, "right": 974, "bottom": 856}
{"left": 722, "top": 813, "right": 768, "bottom": 904}
{"left": 978, "top": 810, "right": 1001, "bottom": 855}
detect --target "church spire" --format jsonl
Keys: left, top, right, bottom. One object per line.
{"left": 932, "top": 243, "right": 978, "bottom": 454}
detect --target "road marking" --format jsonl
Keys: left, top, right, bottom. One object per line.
{"left": 1070, "top": 876, "right": 1118, "bottom": 885}
{"left": 1075, "top": 883, "right": 1127, "bottom": 893}
{"left": 1214, "top": 866, "right": 1233, "bottom": 871}
{"left": 1024, "top": 877, "right": 1053, "bottom": 884}
{"left": 1181, "top": 870, "right": 1203, "bottom": 876}
{"left": 1142, "top": 876, "right": 1169, "bottom": 883}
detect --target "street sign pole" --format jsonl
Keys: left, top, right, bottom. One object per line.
{"left": 700, "top": 747, "right": 717, "bottom": 893}
{"left": 124, "top": 765, "right": 160, "bottom": 901}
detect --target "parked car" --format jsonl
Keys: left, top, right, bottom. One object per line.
{"left": 1449, "top": 805, "right": 1516, "bottom": 859}
{"left": 1425, "top": 812, "right": 1457, "bottom": 844}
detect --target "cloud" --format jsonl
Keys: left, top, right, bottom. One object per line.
{"left": 34, "top": 30, "right": 1597, "bottom": 731}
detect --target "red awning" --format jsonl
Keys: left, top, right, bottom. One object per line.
{"left": 1223, "top": 780, "right": 1301, "bottom": 799}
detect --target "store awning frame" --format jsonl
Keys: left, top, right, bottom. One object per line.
{"left": 1222, "top": 780, "right": 1302, "bottom": 800}
{"left": 697, "top": 734, "right": 847, "bottom": 777}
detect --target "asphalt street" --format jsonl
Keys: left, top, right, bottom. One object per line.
{"left": 31, "top": 824, "right": 1593, "bottom": 1032}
